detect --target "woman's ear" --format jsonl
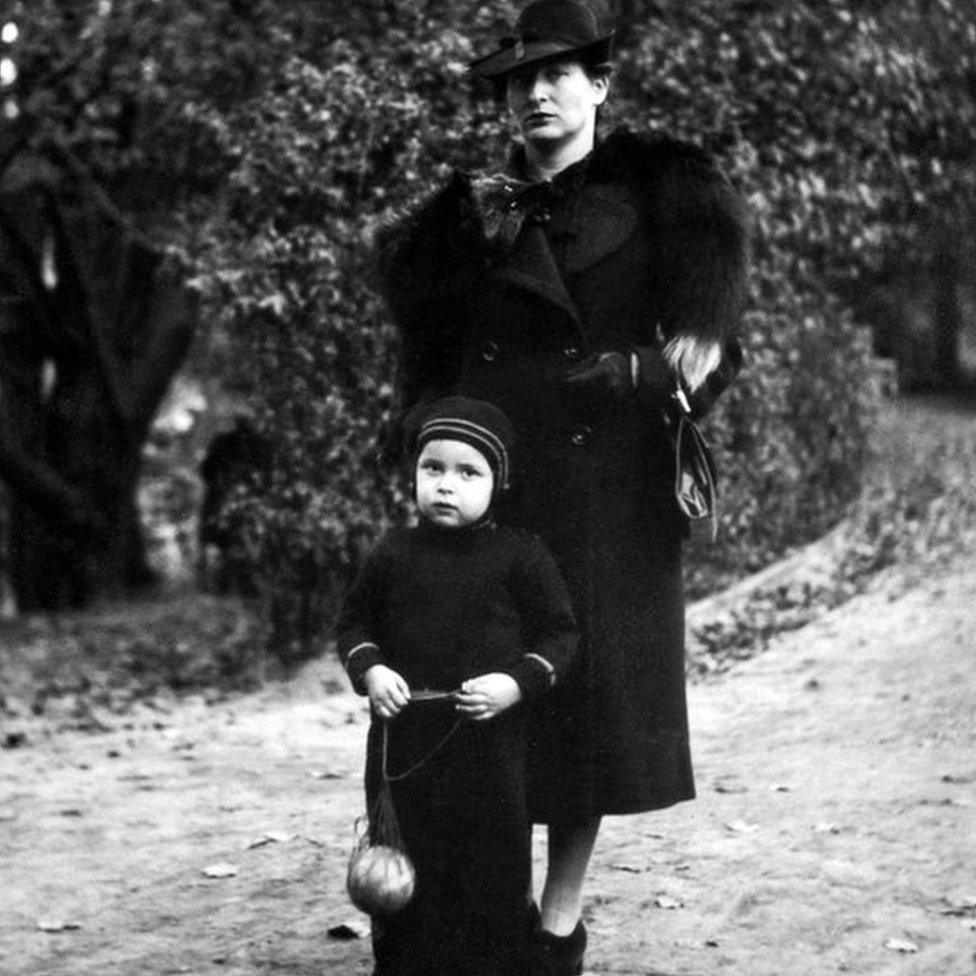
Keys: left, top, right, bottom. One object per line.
{"left": 591, "top": 73, "right": 610, "bottom": 107}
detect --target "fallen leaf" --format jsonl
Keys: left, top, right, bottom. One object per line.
{"left": 328, "top": 921, "right": 369, "bottom": 940}
{"left": 2, "top": 731, "right": 28, "bottom": 749}
{"left": 770, "top": 783, "right": 792, "bottom": 792}
{"left": 940, "top": 895, "right": 976, "bottom": 916}
{"left": 608, "top": 863, "right": 642, "bottom": 873}
{"left": 202, "top": 863, "right": 239, "bottom": 878}
{"left": 714, "top": 779, "right": 748, "bottom": 794}
{"left": 883, "top": 938, "right": 918, "bottom": 954}
{"left": 941, "top": 772, "right": 975, "bottom": 784}
{"left": 655, "top": 895, "right": 684, "bottom": 910}
{"left": 37, "top": 919, "right": 81, "bottom": 932}
{"left": 245, "top": 830, "right": 293, "bottom": 850}
{"left": 724, "top": 819, "right": 759, "bottom": 834}
{"left": 309, "top": 769, "right": 344, "bottom": 780}
{"left": 813, "top": 822, "right": 842, "bottom": 834}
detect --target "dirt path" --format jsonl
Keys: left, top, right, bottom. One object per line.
{"left": 3, "top": 559, "right": 975, "bottom": 976}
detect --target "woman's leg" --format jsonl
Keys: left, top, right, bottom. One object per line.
{"left": 538, "top": 816, "right": 602, "bottom": 935}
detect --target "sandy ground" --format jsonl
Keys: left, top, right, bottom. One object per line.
{"left": 2, "top": 558, "right": 975, "bottom": 976}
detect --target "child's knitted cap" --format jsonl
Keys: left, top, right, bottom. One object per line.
{"left": 415, "top": 395, "right": 514, "bottom": 493}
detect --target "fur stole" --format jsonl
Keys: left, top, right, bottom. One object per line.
{"left": 376, "top": 128, "right": 749, "bottom": 391}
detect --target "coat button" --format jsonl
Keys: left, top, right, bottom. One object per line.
{"left": 570, "top": 424, "right": 593, "bottom": 447}
{"left": 563, "top": 345, "right": 580, "bottom": 360}
{"left": 481, "top": 340, "right": 499, "bottom": 363}
{"left": 531, "top": 208, "right": 552, "bottom": 225}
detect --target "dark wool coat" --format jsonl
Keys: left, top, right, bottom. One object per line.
{"left": 337, "top": 521, "right": 577, "bottom": 976}
{"left": 377, "top": 128, "right": 749, "bottom": 822}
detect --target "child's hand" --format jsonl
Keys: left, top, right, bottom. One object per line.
{"left": 364, "top": 665, "right": 411, "bottom": 720}
{"left": 455, "top": 673, "right": 522, "bottom": 722}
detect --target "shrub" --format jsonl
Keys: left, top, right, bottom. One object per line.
{"left": 181, "top": 1, "right": 972, "bottom": 654}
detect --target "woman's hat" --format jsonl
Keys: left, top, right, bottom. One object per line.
{"left": 469, "top": 0, "right": 614, "bottom": 80}
{"left": 414, "top": 396, "right": 514, "bottom": 493}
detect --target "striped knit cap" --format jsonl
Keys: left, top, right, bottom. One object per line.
{"left": 415, "top": 395, "right": 514, "bottom": 493}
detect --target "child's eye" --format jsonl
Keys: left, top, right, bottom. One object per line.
{"left": 420, "top": 460, "right": 442, "bottom": 473}
{"left": 459, "top": 466, "right": 483, "bottom": 479}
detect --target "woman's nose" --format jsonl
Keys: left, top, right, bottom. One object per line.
{"left": 528, "top": 77, "right": 550, "bottom": 101}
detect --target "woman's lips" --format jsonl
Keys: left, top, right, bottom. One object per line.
{"left": 524, "top": 112, "right": 555, "bottom": 126}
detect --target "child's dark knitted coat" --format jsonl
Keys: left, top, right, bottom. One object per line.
{"left": 338, "top": 519, "right": 577, "bottom": 976}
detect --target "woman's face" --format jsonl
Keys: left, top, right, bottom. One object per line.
{"left": 506, "top": 57, "right": 608, "bottom": 150}
{"left": 415, "top": 439, "right": 494, "bottom": 528}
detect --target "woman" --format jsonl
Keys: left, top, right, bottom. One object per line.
{"left": 377, "top": 2, "right": 748, "bottom": 973}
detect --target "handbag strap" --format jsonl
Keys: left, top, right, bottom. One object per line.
{"left": 671, "top": 382, "right": 719, "bottom": 543}
{"left": 676, "top": 413, "right": 719, "bottom": 542}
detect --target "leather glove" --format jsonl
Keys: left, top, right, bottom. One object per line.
{"left": 562, "top": 351, "right": 634, "bottom": 400}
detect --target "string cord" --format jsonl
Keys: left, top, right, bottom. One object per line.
{"left": 381, "top": 692, "right": 463, "bottom": 784}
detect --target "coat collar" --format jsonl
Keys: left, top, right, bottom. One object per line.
{"left": 498, "top": 141, "right": 637, "bottom": 261}
{"left": 467, "top": 141, "right": 638, "bottom": 321}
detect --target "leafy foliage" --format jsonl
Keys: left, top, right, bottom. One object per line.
{"left": 4, "top": 1, "right": 974, "bottom": 650}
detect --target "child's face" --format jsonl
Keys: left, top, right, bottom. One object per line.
{"left": 416, "top": 439, "right": 494, "bottom": 528}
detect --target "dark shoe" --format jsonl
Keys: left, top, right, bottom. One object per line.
{"left": 528, "top": 920, "right": 587, "bottom": 976}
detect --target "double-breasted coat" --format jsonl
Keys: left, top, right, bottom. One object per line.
{"left": 377, "top": 128, "right": 749, "bottom": 821}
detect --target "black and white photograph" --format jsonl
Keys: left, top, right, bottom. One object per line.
{"left": 1, "top": 2, "right": 974, "bottom": 974}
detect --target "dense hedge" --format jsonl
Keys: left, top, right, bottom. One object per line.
{"left": 177, "top": 0, "right": 976, "bottom": 651}
{"left": 12, "top": 1, "right": 969, "bottom": 650}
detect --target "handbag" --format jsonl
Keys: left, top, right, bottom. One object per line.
{"left": 669, "top": 384, "right": 719, "bottom": 541}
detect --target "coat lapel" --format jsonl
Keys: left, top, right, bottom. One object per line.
{"left": 479, "top": 178, "right": 637, "bottom": 326}
{"left": 492, "top": 223, "right": 581, "bottom": 325}
{"left": 560, "top": 185, "right": 637, "bottom": 275}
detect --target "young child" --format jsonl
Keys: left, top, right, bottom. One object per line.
{"left": 338, "top": 395, "right": 578, "bottom": 976}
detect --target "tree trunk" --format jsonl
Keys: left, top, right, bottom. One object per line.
{"left": 5, "top": 362, "right": 149, "bottom": 610}
{"left": 0, "top": 152, "right": 195, "bottom": 613}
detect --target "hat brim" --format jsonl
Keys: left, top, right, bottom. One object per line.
{"left": 468, "top": 35, "right": 613, "bottom": 79}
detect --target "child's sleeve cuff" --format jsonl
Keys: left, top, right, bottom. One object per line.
{"left": 343, "top": 642, "right": 384, "bottom": 695}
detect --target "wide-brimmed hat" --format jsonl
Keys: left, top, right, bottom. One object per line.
{"left": 469, "top": 0, "right": 614, "bottom": 80}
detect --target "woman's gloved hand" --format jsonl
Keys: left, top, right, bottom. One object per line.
{"left": 562, "top": 351, "right": 634, "bottom": 400}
